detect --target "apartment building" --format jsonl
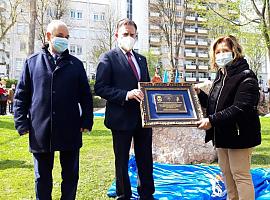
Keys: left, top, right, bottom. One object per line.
{"left": 6, "top": 0, "right": 150, "bottom": 80}
{"left": 7, "top": 0, "right": 112, "bottom": 79}
{"left": 0, "top": 0, "right": 8, "bottom": 78}
{"left": 149, "top": 0, "right": 211, "bottom": 83}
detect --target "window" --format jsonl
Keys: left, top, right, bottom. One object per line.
{"left": 77, "top": 46, "right": 82, "bottom": 55}
{"left": 70, "top": 44, "right": 82, "bottom": 55}
{"left": 198, "top": 72, "right": 208, "bottom": 78}
{"left": 70, "top": 10, "right": 83, "bottom": 19}
{"left": 100, "top": 13, "right": 105, "bottom": 21}
{"left": 176, "top": 0, "right": 181, "bottom": 5}
{"left": 17, "top": 23, "right": 25, "bottom": 34}
{"left": 70, "top": 10, "right": 76, "bottom": 18}
{"left": 70, "top": 45, "right": 76, "bottom": 54}
{"left": 176, "top": 11, "right": 182, "bottom": 17}
{"left": 77, "top": 11, "right": 82, "bottom": 19}
{"left": 93, "top": 13, "right": 99, "bottom": 21}
{"left": 185, "top": 72, "right": 196, "bottom": 78}
{"left": 127, "top": 0, "right": 132, "bottom": 19}
{"left": 15, "top": 58, "right": 25, "bottom": 79}
{"left": 20, "top": 42, "right": 26, "bottom": 52}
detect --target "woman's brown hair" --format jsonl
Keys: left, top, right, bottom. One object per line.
{"left": 209, "top": 35, "right": 244, "bottom": 70}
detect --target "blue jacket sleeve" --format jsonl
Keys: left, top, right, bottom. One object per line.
{"left": 13, "top": 60, "right": 31, "bottom": 135}
{"left": 94, "top": 53, "right": 127, "bottom": 105}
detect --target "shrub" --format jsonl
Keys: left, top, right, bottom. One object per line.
{"left": 93, "top": 95, "right": 106, "bottom": 108}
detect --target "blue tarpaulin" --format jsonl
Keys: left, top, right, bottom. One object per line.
{"left": 107, "top": 156, "right": 270, "bottom": 199}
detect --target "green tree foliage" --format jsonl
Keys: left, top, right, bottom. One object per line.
{"left": 195, "top": 0, "right": 266, "bottom": 74}
{"left": 142, "top": 50, "right": 160, "bottom": 78}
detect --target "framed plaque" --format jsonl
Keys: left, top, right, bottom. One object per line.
{"left": 139, "top": 82, "right": 203, "bottom": 127}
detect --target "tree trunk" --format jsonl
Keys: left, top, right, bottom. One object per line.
{"left": 28, "top": 0, "right": 37, "bottom": 55}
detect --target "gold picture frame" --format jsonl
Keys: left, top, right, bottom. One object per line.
{"left": 139, "top": 82, "right": 203, "bottom": 127}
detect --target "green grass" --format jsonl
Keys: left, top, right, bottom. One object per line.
{"left": 0, "top": 116, "right": 114, "bottom": 200}
{"left": 0, "top": 116, "right": 270, "bottom": 199}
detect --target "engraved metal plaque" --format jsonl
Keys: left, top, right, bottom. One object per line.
{"left": 154, "top": 94, "right": 187, "bottom": 114}
{"left": 139, "top": 82, "right": 203, "bottom": 127}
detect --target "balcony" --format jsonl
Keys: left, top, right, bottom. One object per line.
{"left": 185, "top": 52, "right": 196, "bottom": 57}
{"left": 150, "top": 37, "right": 160, "bottom": 43}
{"left": 152, "top": 50, "right": 160, "bottom": 55}
{"left": 198, "top": 40, "right": 208, "bottom": 46}
{"left": 0, "top": 42, "right": 5, "bottom": 50}
{"left": 198, "top": 65, "right": 209, "bottom": 70}
{"left": 199, "top": 77, "right": 209, "bottom": 82}
{"left": 187, "top": 4, "right": 195, "bottom": 9}
{"left": 185, "top": 40, "right": 196, "bottom": 45}
{"left": 0, "top": 2, "right": 6, "bottom": 12}
{"left": 197, "top": 17, "right": 207, "bottom": 22}
{"left": 186, "top": 16, "right": 196, "bottom": 21}
{"left": 198, "top": 53, "right": 208, "bottom": 58}
{"left": 185, "top": 64, "right": 197, "bottom": 70}
{"left": 197, "top": 5, "right": 207, "bottom": 10}
{"left": 185, "top": 77, "right": 197, "bottom": 82}
{"left": 185, "top": 27, "right": 196, "bottom": 33}
{"left": 198, "top": 29, "right": 208, "bottom": 34}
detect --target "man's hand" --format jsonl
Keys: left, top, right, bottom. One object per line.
{"left": 80, "top": 128, "right": 90, "bottom": 133}
{"left": 127, "top": 89, "right": 144, "bottom": 102}
{"left": 196, "top": 118, "right": 212, "bottom": 130}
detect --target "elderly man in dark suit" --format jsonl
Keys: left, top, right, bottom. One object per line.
{"left": 14, "top": 20, "right": 93, "bottom": 200}
{"left": 95, "top": 19, "right": 155, "bottom": 200}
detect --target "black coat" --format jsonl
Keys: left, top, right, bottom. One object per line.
{"left": 14, "top": 46, "right": 93, "bottom": 153}
{"left": 198, "top": 58, "right": 261, "bottom": 148}
{"left": 94, "top": 47, "right": 150, "bottom": 130}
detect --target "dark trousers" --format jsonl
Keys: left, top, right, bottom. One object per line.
{"left": 112, "top": 127, "right": 155, "bottom": 200}
{"left": 8, "top": 102, "right": 13, "bottom": 113}
{"left": 0, "top": 101, "right": 7, "bottom": 115}
{"left": 33, "top": 150, "right": 80, "bottom": 200}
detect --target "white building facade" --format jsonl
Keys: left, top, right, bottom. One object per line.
{"left": 6, "top": 0, "right": 149, "bottom": 80}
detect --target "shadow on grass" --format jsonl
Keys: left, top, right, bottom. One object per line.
{"left": 0, "top": 160, "right": 32, "bottom": 170}
{"left": 251, "top": 154, "right": 270, "bottom": 165}
{"left": 0, "top": 118, "right": 15, "bottom": 131}
{"left": 88, "top": 130, "right": 111, "bottom": 136}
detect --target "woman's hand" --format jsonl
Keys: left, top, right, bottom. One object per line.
{"left": 196, "top": 118, "right": 212, "bottom": 130}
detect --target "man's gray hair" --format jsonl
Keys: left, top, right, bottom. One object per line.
{"left": 46, "top": 20, "right": 68, "bottom": 34}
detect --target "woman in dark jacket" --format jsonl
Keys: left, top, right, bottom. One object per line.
{"left": 196, "top": 35, "right": 261, "bottom": 200}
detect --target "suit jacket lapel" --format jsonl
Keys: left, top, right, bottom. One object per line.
{"left": 114, "top": 47, "right": 138, "bottom": 80}
{"left": 133, "top": 51, "right": 146, "bottom": 81}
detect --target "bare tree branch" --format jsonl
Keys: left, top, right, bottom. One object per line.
{"left": 150, "top": 0, "right": 187, "bottom": 71}
{"left": 0, "top": 0, "right": 24, "bottom": 41}
{"left": 207, "top": 2, "right": 260, "bottom": 26}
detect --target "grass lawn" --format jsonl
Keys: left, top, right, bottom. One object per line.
{"left": 0, "top": 116, "right": 269, "bottom": 200}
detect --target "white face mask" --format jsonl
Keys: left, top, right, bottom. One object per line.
{"left": 215, "top": 52, "right": 233, "bottom": 68}
{"left": 118, "top": 36, "right": 135, "bottom": 52}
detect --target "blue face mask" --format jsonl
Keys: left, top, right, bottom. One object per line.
{"left": 215, "top": 52, "right": 233, "bottom": 68}
{"left": 52, "top": 37, "right": 68, "bottom": 53}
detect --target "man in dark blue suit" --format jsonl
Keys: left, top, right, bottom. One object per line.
{"left": 95, "top": 19, "right": 155, "bottom": 200}
{"left": 14, "top": 20, "right": 93, "bottom": 200}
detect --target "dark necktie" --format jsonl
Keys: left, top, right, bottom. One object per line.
{"left": 126, "top": 52, "right": 139, "bottom": 81}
